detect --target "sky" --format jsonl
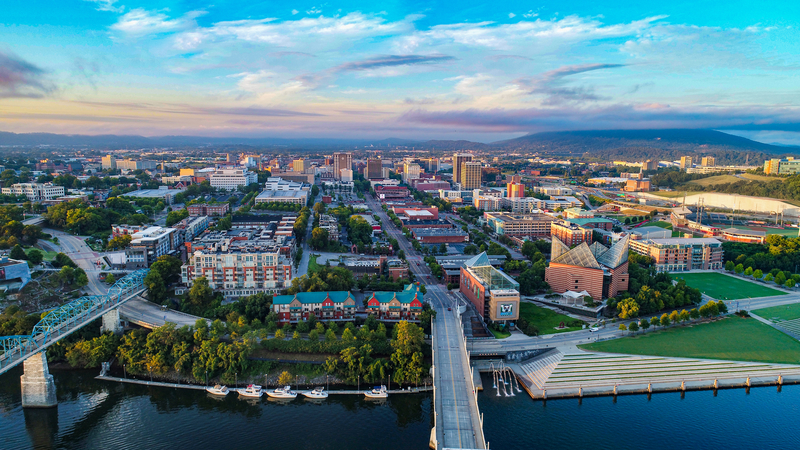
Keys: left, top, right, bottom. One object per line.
{"left": 2, "top": 0, "right": 800, "bottom": 142}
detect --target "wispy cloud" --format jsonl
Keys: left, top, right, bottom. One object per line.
{"left": 112, "top": 8, "right": 204, "bottom": 36}
{"left": 514, "top": 63, "right": 626, "bottom": 104}
{"left": 0, "top": 51, "right": 54, "bottom": 99}
{"left": 83, "top": 0, "right": 123, "bottom": 13}
{"left": 334, "top": 54, "right": 455, "bottom": 72}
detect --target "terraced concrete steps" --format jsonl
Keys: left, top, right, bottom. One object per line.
{"left": 519, "top": 351, "right": 563, "bottom": 389}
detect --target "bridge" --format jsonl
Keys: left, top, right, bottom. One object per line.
{"left": 0, "top": 269, "right": 148, "bottom": 408}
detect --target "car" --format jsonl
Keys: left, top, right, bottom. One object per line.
{"left": 447, "top": 307, "right": 452, "bottom": 311}
{"left": 589, "top": 327, "right": 600, "bottom": 332}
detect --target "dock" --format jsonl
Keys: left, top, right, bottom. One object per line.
{"left": 96, "top": 375, "right": 432, "bottom": 395}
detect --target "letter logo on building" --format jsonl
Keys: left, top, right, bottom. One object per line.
{"left": 499, "top": 304, "right": 513, "bottom": 316}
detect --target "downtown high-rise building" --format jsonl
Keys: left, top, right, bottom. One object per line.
{"left": 461, "top": 161, "right": 482, "bottom": 189}
{"left": 453, "top": 153, "right": 473, "bottom": 187}
{"left": 701, "top": 156, "right": 716, "bottom": 167}
{"left": 680, "top": 156, "right": 693, "bottom": 170}
{"left": 333, "top": 152, "right": 353, "bottom": 180}
{"left": 293, "top": 158, "right": 305, "bottom": 173}
{"left": 365, "top": 158, "right": 383, "bottom": 179}
{"left": 424, "top": 158, "right": 439, "bottom": 173}
{"left": 507, "top": 175, "right": 524, "bottom": 198}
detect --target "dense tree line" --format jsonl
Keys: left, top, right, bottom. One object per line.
{"left": 286, "top": 266, "right": 355, "bottom": 294}
{"left": 607, "top": 253, "right": 702, "bottom": 318}
{"left": 723, "top": 235, "right": 800, "bottom": 274}
{"left": 0, "top": 205, "right": 44, "bottom": 249}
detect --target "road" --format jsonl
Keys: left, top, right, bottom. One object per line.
{"left": 119, "top": 297, "right": 206, "bottom": 329}
{"left": 40, "top": 228, "right": 110, "bottom": 296}
{"left": 365, "top": 193, "right": 485, "bottom": 449}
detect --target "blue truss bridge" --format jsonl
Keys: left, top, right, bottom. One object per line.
{"left": 0, "top": 269, "right": 149, "bottom": 378}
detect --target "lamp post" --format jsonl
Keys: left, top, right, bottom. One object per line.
{"left": 235, "top": 372, "right": 238, "bottom": 389}
{"left": 205, "top": 370, "right": 208, "bottom": 388}
{"left": 123, "top": 364, "right": 126, "bottom": 379}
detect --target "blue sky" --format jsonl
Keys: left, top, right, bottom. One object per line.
{"left": 2, "top": 0, "right": 800, "bottom": 142}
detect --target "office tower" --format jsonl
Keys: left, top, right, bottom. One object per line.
{"left": 453, "top": 153, "right": 473, "bottom": 187}
{"left": 293, "top": 158, "right": 305, "bottom": 173}
{"left": 366, "top": 158, "right": 382, "bottom": 179}
{"left": 461, "top": 161, "right": 482, "bottom": 189}
{"left": 333, "top": 152, "right": 353, "bottom": 180}
{"left": 680, "top": 156, "right": 693, "bottom": 170}
{"left": 701, "top": 156, "right": 716, "bottom": 167}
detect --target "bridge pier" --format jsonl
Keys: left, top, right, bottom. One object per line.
{"left": 101, "top": 309, "right": 123, "bottom": 335}
{"left": 20, "top": 351, "right": 57, "bottom": 408}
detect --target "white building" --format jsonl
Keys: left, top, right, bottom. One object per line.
{"left": 120, "top": 225, "right": 179, "bottom": 268}
{"left": 340, "top": 168, "right": 354, "bottom": 182}
{"left": 2, "top": 183, "right": 65, "bottom": 201}
{"left": 101, "top": 155, "right": 117, "bottom": 170}
{"left": 403, "top": 163, "right": 421, "bottom": 182}
{"left": 210, "top": 168, "right": 258, "bottom": 191}
{"left": 117, "top": 160, "right": 157, "bottom": 170}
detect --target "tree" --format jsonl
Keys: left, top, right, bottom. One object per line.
{"left": 628, "top": 321, "right": 639, "bottom": 334}
{"left": 690, "top": 308, "right": 700, "bottom": 321}
{"left": 617, "top": 298, "right": 639, "bottom": 319}
{"left": 725, "top": 261, "right": 735, "bottom": 272}
{"left": 650, "top": 316, "right": 659, "bottom": 329}
{"left": 308, "top": 329, "right": 319, "bottom": 341}
{"left": 325, "top": 329, "right": 336, "bottom": 342}
{"left": 275, "top": 329, "right": 285, "bottom": 339}
{"left": 679, "top": 309, "right": 690, "bottom": 324}
{"left": 734, "top": 264, "right": 744, "bottom": 274}
{"left": 660, "top": 313, "right": 670, "bottom": 327}
{"left": 105, "top": 273, "right": 116, "bottom": 284}
{"left": 669, "top": 310, "right": 679, "bottom": 325}
{"left": 775, "top": 272, "right": 787, "bottom": 286}
{"left": 75, "top": 269, "right": 89, "bottom": 287}
{"left": 342, "top": 328, "right": 355, "bottom": 343}
{"left": 26, "top": 248, "right": 43, "bottom": 265}
{"left": 765, "top": 273, "right": 774, "bottom": 282}
{"left": 58, "top": 266, "right": 75, "bottom": 285}
{"left": 390, "top": 321, "right": 426, "bottom": 384}
{"left": 278, "top": 371, "right": 293, "bottom": 386}
{"left": 753, "top": 269, "right": 763, "bottom": 279}
{"left": 185, "top": 277, "right": 215, "bottom": 314}
{"left": 10, "top": 244, "right": 26, "bottom": 261}
{"left": 640, "top": 318, "right": 650, "bottom": 332}
{"left": 618, "top": 323, "right": 627, "bottom": 334}
{"left": 744, "top": 267, "right": 753, "bottom": 277}
{"left": 717, "top": 301, "right": 728, "bottom": 314}
{"left": 787, "top": 279, "right": 797, "bottom": 288}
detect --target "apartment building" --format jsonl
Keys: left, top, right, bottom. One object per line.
{"left": 187, "top": 202, "right": 229, "bottom": 216}
{"left": 318, "top": 214, "right": 339, "bottom": 241}
{"left": 365, "top": 158, "right": 383, "bottom": 179}
{"left": 209, "top": 168, "right": 258, "bottom": 190}
{"left": 273, "top": 291, "right": 358, "bottom": 324}
{"left": 293, "top": 158, "right": 305, "bottom": 173}
{"left": 181, "top": 228, "right": 294, "bottom": 297}
{"left": 117, "top": 159, "right": 157, "bottom": 170}
{"left": 366, "top": 284, "right": 425, "bottom": 323}
{"left": 452, "top": 153, "right": 473, "bottom": 188}
{"left": 101, "top": 155, "right": 117, "bottom": 170}
{"left": 764, "top": 157, "right": 800, "bottom": 175}
{"left": 701, "top": 156, "right": 716, "bottom": 167}
{"left": 116, "top": 225, "right": 180, "bottom": 269}
{"left": 551, "top": 220, "right": 593, "bottom": 247}
{"left": 680, "top": 156, "right": 693, "bottom": 170}
{"left": 460, "top": 161, "right": 482, "bottom": 189}
{"left": 484, "top": 212, "right": 555, "bottom": 237}
{"left": 2, "top": 183, "right": 65, "bottom": 201}
{"left": 629, "top": 237, "right": 724, "bottom": 272}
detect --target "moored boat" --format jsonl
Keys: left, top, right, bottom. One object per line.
{"left": 206, "top": 385, "right": 230, "bottom": 396}
{"left": 267, "top": 385, "right": 297, "bottom": 399}
{"left": 238, "top": 384, "right": 264, "bottom": 398}
{"left": 301, "top": 387, "right": 328, "bottom": 399}
{"left": 364, "top": 385, "right": 388, "bottom": 399}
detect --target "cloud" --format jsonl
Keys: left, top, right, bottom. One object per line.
{"left": 112, "top": 8, "right": 204, "bottom": 36}
{"left": 83, "top": 0, "right": 123, "bottom": 13}
{"left": 71, "top": 100, "right": 322, "bottom": 117}
{"left": 0, "top": 51, "right": 54, "bottom": 99}
{"left": 514, "top": 63, "right": 626, "bottom": 104}
{"left": 307, "top": 7, "right": 322, "bottom": 14}
{"left": 334, "top": 54, "right": 455, "bottom": 72}
{"left": 270, "top": 51, "right": 316, "bottom": 57}
{"left": 398, "top": 103, "right": 800, "bottom": 133}
{"left": 488, "top": 54, "right": 532, "bottom": 61}
{"left": 508, "top": 13, "right": 516, "bottom": 19}
{"left": 291, "top": 9, "right": 299, "bottom": 15}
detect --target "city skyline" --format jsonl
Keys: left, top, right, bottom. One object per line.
{"left": 2, "top": 1, "right": 800, "bottom": 143}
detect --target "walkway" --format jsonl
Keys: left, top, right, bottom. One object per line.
{"left": 119, "top": 296, "right": 206, "bottom": 329}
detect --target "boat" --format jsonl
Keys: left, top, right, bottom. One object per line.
{"left": 364, "top": 385, "right": 388, "bottom": 399}
{"left": 238, "top": 384, "right": 264, "bottom": 398}
{"left": 301, "top": 387, "right": 328, "bottom": 399}
{"left": 206, "top": 385, "right": 230, "bottom": 396}
{"left": 266, "top": 386, "right": 297, "bottom": 399}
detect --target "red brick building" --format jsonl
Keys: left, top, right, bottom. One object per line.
{"left": 545, "top": 236, "right": 630, "bottom": 300}
{"left": 187, "top": 202, "right": 230, "bottom": 216}
{"left": 375, "top": 185, "right": 410, "bottom": 199}
{"left": 550, "top": 221, "right": 593, "bottom": 247}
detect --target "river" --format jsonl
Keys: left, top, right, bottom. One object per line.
{"left": 4, "top": 369, "right": 800, "bottom": 449}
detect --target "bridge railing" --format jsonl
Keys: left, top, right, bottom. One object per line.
{"left": 0, "top": 269, "right": 148, "bottom": 371}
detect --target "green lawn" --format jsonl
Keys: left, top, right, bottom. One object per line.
{"left": 753, "top": 303, "right": 800, "bottom": 322}
{"left": 25, "top": 247, "right": 58, "bottom": 261}
{"left": 580, "top": 317, "right": 800, "bottom": 364}
{"left": 648, "top": 221, "right": 673, "bottom": 229}
{"left": 671, "top": 272, "right": 785, "bottom": 300}
{"left": 308, "top": 255, "right": 322, "bottom": 273}
{"left": 519, "top": 302, "right": 585, "bottom": 335}
{"left": 489, "top": 328, "right": 511, "bottom": 339}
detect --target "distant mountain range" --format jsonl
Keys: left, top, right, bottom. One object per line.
{"left": 0, "top": 129, "right": 795, "bottom": 162}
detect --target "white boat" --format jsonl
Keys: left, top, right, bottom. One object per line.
{"left": 238, "top": 384, "right": 264, "bottom": 398}
{"left": 206, "top": 384, "right": 230, "bottom": 396}
{"left": 301, "top": 387, "right": 328, "bottom": 399}
{"left": 266, "top": 385, "right": 297, "bottom": 399}
{"left": 364, "top": 385, "right": 388, "bottom": 399}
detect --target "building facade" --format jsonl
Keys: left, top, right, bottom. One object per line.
{"left": 452, "top": 153, "right": 473, "bottom": 188}
{"left": 459, "top": 253, "right": 520, "bottom": 324}
{"left": 460, "top": 161, "right": 482, "bottom": 189}
{"left": 550, "top": 221, "right": 593, "bottom": 247}
{"left": 209, "top": 168, "right": 258, "bottom": 190}
{"left": 273, "top": 291, "right": 357, "bottom": 324}
{"left": 187, "top": 202, "right": 229, "bottom": 216}
{"left": 484, "top": 212, "right": 555, "bottom": 237}
{"left": 629, "top": 237, "right": 724, "bottom": 272}
{"left": 1, "top": 183, "right": 65, "bottom": 201}
{"left": 545, "top": 236, "right": 629, "bottom": 300}
{"left": 333, "top": 152, "right": 353, "bottom": 180}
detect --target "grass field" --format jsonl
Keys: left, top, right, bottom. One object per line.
{"left": 648, "top": 221, "right": 673, "bottom": 229}
{"left": 520, "top": 302, "right": 585, "bottom": 335}
{"left": 687, "top": 174, "right": 742, "bottom": 186}
{"left": 753, "top": 303, "right": 800, "bottom": 322}
{"left": 25, "top": 247, "right": 57, "bottom": 261}
{"left": 671, "top": 272, "right": 785, "bottom": 300}
{"left": 308, "top": 255, "right": 322, "bottom": 273}
{"left": 580, "top": 317, "right": 800, "bottom": 364}
{"left": 741, "top": 173, "right": 781, "bottom": 182}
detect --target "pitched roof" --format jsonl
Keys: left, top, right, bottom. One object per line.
{"left": 551, "top": 242, "right": 602, "bottom": 269}
{"left": 597, "top": 235, "right": 629, "bottom": 268}
{"left": 464, "top": 252, "right": 490, "bottom": 267}
{"left": 273, "top": 291, "right": 354, "bottom": 305}
{"left": 550, "top": 237, "right": 571, "bottom": 262}
{"left": 368, "top": 284, "right": 424, "bottom": 304}
{"left": 588, "top": 242, "right": 609, "bottom": 259}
